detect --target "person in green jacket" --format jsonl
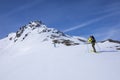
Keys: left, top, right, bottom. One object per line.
{"left": 88, "top": 35, "right": 96, "bottom": 52}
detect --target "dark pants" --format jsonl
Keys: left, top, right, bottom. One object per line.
{"left": 92, "top": 42, "right": 96, "bottom": 52}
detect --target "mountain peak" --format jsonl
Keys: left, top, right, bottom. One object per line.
{"left": 13, "top": 20, "right": 46, "bottom": 42}
{"left": 28, "top": 20, "right": 44, "bottom": 28}
{"left": 6, "top": 21, "right": 86, "bottom": 46}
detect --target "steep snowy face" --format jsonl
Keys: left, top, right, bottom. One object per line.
{"left": 10, "top": 21, "right": 49, "bottom": 42}
{"left": 1, "top": 21, "right": 86, "bottom": 48}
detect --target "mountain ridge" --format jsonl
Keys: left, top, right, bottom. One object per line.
{"left": 2, "top": 21, "right": 87, "bottom": 46}
{"left": 0, "top": 20, "right": 120, "bottom": 50}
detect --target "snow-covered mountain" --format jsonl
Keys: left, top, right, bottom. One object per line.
{"left": 0, "top": 21, "right": 120, "bottom": 80}
{"left": 9, "top": 21, "right": 87, "bottom": 44}
{"left": 0, "top": 21, "right": 86, "bottom": 48}
{"left": 0, "top": 21, "right": 87, "bottom": 54}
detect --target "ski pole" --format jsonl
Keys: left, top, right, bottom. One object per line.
{"left": 86, "top": 43, "right": 89, "bottom": 53}
{"left": 96, "top": 43, "right": 101, "bottom": 51}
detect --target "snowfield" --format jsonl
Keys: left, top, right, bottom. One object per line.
{"left": 0, "top": 41, "right": 120, "bottom": 80}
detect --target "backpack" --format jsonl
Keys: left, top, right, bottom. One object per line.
{"left": 91, "top": 36, "right": 96, "bottom": 43}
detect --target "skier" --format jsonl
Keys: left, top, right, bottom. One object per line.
{"left": 52, "top": 40, "right": 57, "bottom": 47}
{"left": 88, "top": 35, "right": 96, "bottom": 52}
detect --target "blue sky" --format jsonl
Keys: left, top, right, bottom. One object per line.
{"left": 0, "top": 0, "right": 120, "bottom": 41}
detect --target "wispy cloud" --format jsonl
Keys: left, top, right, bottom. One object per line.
{"left": 0, "top": 0, "right": 43, "bottom": 19}
{"left": 88, "top": 3, "right": 120, "bottom": 16}
{"left": 63, "top": 3, "right": 120, "bottom": 33}
{"left": 63, "top": 11, "right": 120, "bottom": 33}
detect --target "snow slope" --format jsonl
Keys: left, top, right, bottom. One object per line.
{"left": 0, "top": 21, "right": 120, "bottom": 80}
